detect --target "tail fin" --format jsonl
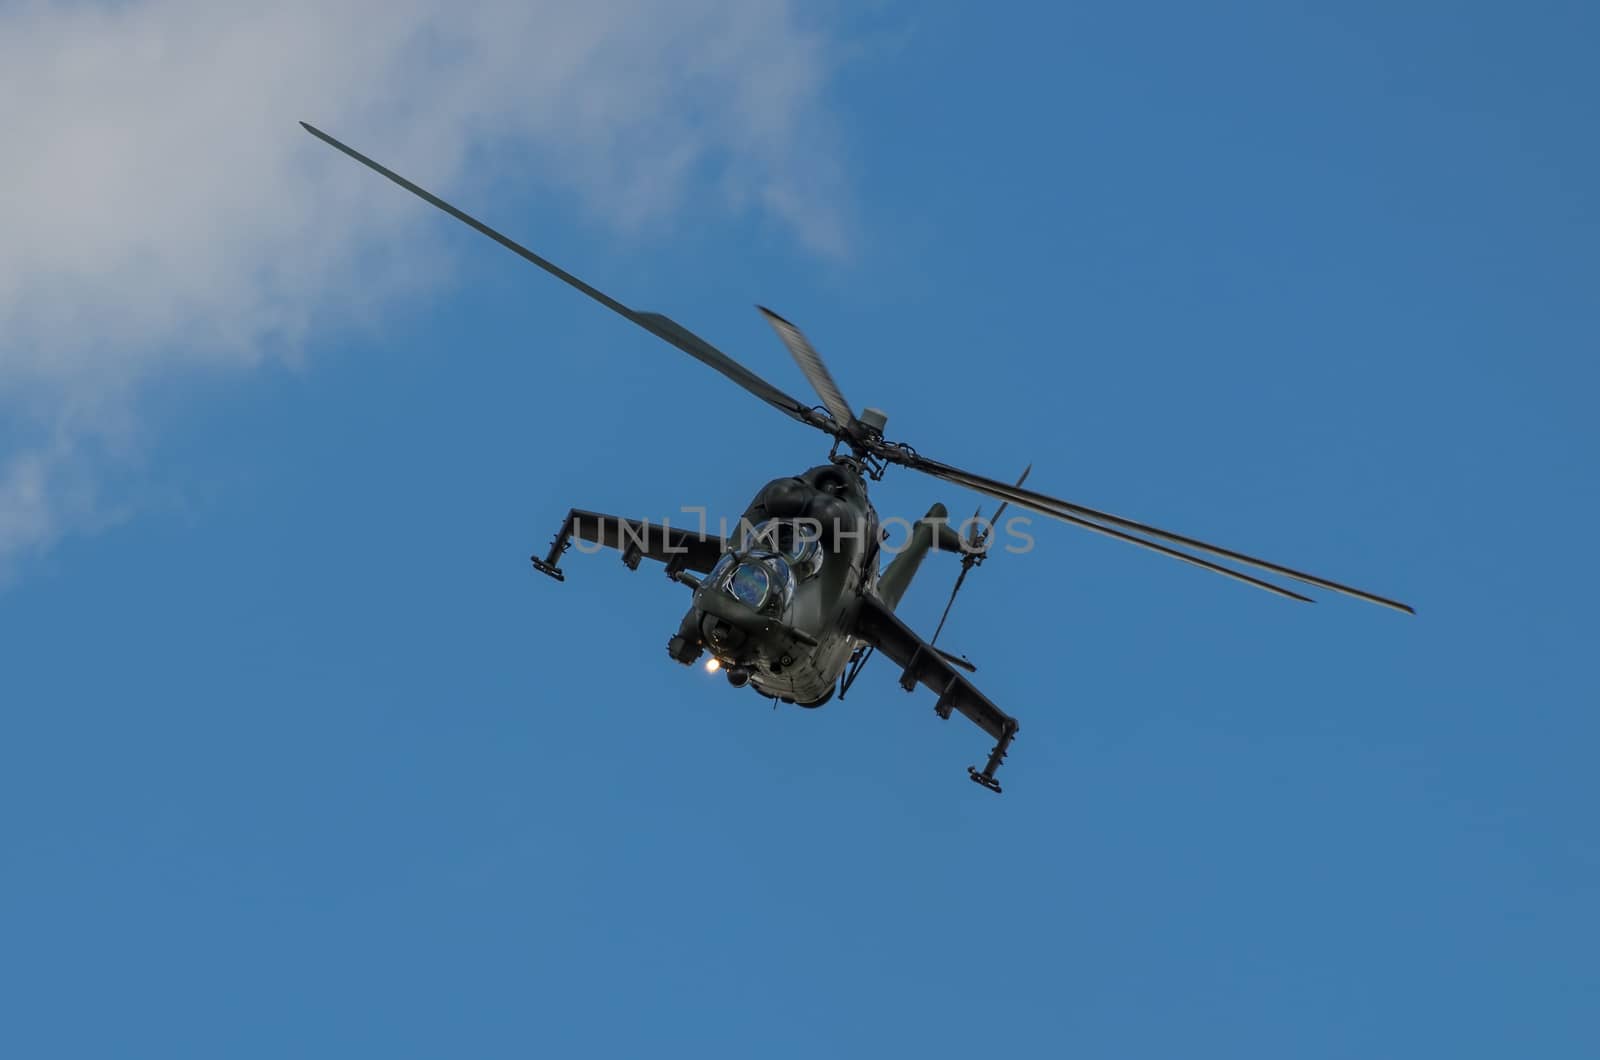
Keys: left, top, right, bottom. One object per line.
{"left": 877, "top": 504, "right": 964, "bottom": 612}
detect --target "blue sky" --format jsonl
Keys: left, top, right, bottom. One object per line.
{"left": 3, "top": 2, "right": 1597, "bottom": 1057}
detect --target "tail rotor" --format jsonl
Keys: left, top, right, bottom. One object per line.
{"left": 930, "top": 464, "right": 1032, "bottom": 646}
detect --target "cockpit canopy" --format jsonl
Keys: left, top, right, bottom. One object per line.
{"left": 701, "top": 517, "right": 828, "bottom": 627}
{"left": 698, "top": 518, "right": 829, "bottom": 661}
{"left": 738, "top": 518, "right": 825, "bottom": 579}
{"left": 706, "top": 548, "right": 797, "bottom": 616}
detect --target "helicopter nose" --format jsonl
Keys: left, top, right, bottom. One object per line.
{"left": 701, "top": 615, "right": 748, "bottom": 655}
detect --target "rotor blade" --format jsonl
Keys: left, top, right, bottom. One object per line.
{"left": 895, "top": 450, "right": 1410, "bottom": 610}
{"left": 975, "top": 463, "right": 1032, "bottom": 548}
{"left": 756, "top": 306, "right": 860, "bottom": 435}
{"left": 300, "top": 122, "right": 832, "bottom": 434}
{"left": 935, "top": 464, "right": 1035, "bottom": 645}
{"left": 948, "top": 472, "right": 1316, "bottom": 604}
{"left": 930, "top": 565, "right": 970, "bottom": 646}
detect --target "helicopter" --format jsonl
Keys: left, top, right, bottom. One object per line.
{"left": 301, "top": 121, "right": 1414, "bottom": 794}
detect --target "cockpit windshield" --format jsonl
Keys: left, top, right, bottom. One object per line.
{"left": 739, "top": 519, "right": 824, "bottom": 579}
{"left": 707, "top": 547, "right": 798, "bottom": 616}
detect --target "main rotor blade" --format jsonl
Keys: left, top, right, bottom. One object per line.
{"left": 893, "top": 449, "right": 1410, "bottom": 613}
{"left": 300, "top": 122, "right": 832, "bottom": 434}
{"left": 939, "top": 470, "right": 1316, "bottom": 603}
{"left": 756, "top": 306, "right": 860, "bottom": 436}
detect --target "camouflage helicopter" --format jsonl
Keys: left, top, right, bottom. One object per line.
{"left": 302, "top": 122, "right": 1414, "bottom": 793}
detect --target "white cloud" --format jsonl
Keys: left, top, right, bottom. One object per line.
{"left": 0, "top": 0, "right": 849, "bottom": 579}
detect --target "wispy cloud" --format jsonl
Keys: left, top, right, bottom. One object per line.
{"left": 0, "top": 0, "right": 849, "bottom": 579}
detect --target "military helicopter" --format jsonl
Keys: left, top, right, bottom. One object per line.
{"left": 301, "top": 122, "right": 1414, "bottom": 794}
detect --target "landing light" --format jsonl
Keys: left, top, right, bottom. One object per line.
{"left": 705, "top": 658, "right": 721, "bottom": 673}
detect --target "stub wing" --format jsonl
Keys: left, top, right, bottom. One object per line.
{"left": 850, "top": 593, "right": 1020, "bottom": 793}
{"left": 531, "top": 509, "right": 728, "bottom": 580}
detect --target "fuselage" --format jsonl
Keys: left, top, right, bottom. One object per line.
{"left": 685, "top": 461, "right": 881, "bottom": 706}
